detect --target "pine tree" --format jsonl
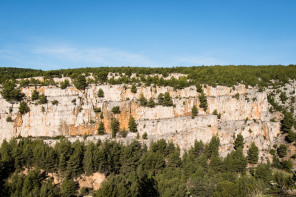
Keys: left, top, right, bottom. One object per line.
{"left": 60, "top": 79, "right": 70, "bottom": 89}
{"left": 234, "top": 134, "right": 244, "bottom": 150}
{"left": 128, "top": 115, "right": 138, "bottom": 133}
{"left": 206, "top": 136, "right": 220, "bottom": 158}
{"left": 281, "top": 111, "right": 294, "bottom": 133}
{"left": 0, "top": 80, "right": 24, "bottom": 102}
{"left": 66, "top": 144, "right": 83, "bottom": 178}
{"left": 98, "top": 88, "right": 104, "bottom": 97}
{"left": 39, "top": 94, "right": 48, "bottom": 104}
{"left": 83, "top": 143, "right": 95, "bottom": 176}
{"left": 277, "top": 144, "right": 287, "bottom": 158}
{"left": 286, "top": 130, "right": 296, "bottom": 143}
{"left": 61, "top": 179, "right": 77, "bottom": 197}
{"left": 19, "top": 101, "right": 30, "bottom": 115}
{"left": 157, "top": 93, "right": 164, "bottom": 105}
{"left": 199, "top": 92, "right": 208, "bottom": 111}
{"left": 59, "top": 153, "right": 67, "bottom": 175}
{"left": 147, "top": 98, "right": 155, "bottom": 108}
{"left": 247, "top": 142, "right": 258, "bottom": 164}
{"left": 192, "top": 105, "right": 198, "bottom": 118}
{"left": 196, "top": 83, "right": 203, "bottom": 93}
{"left": 163, "top": 92, "right": 173, "bottom": 106}
{"left": 111, "top": 118, "right": 120, "bottom": 138}
{"left": 98, "top": 122, "right": 105, "bottom": 135}
{"left": 74, "top": 75, "right": 87, "bottom": 90}
{"left": 131, "top": 84, "right": 137, "bottom": 93}
{"left": 31, "top": 90, "right": 39, "bottom": 101}
{"left": 139, "top": 94, "right": 148, "bottom": 106}
{"left": 100, "top": 112, "right": 104, "bottom": 119}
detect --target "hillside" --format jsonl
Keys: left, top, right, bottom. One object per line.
{"left": 1, "top": 66, "right": 296, "bottom": 196}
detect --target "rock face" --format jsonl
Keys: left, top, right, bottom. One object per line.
{"left": 0, "top": 81, "right": 287, "bottom": 161}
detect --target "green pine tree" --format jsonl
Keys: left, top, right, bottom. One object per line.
{"left": 139, "top": 94, "right": 148, "bottom": 106}
{"left": 147, "top": 98, "right": 155, "bottom": 108}
{"left": 131, "top": 84, "right": 137, "bottom": 93}
{"left": 19, "top": 101, "right": 30, "bottom": 115}
{"left": 199, "top": 92, "right": 208, "bottom": 112}
{"left": 192, "top": 105, "right": 198, "bottom": 118}
{"left": 234, "top": 134, "right": 244, "bottom": 150}
{"left": 128, "top": 115, "right": 138, "bottom": 133}
{"left": 163, "top": 92, "right": 173, "bottom": 106}
{"left": 98, "top": 122, "right": 105, "bottom": 135}
{"left": 247, "top": 142, "right": 259, "bottom": 164}
{"left": 83, "top": 143, "right": 95, "bottom": 176}
{"left": 31, "top": 90, "right": 39, "bottom": 101}
{"left": 111, "top": 118, "right": 120, "bottom": 138}
{"left": 98, "top": 88, "right": 104, "bottom": 97}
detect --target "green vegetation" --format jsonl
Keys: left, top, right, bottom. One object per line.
{"left": 74, "top": 75, "right": 87, "bottom": 90}
{"left": 0, "top": 136, "right": 295, "bottom": 197}
{"left": 131, "top": 84, "right": 137, "bottom": 93}
{"left": 199, "top": 91, "right": 208, "bottom": 111}
{"left": 111, "top": 118, "right": 119, "bottom": 138}
{"left": 1, "top": 66, "right": 296, "bottom": 89}
{"left": 0, "top": 81, "right": 24, "bottom": 102}
{"left": 111, "top": 106, "right": 120, "bottom": 114}
{"left": 19, "top": 101, "right": 30, "bottom": 114}
{"left": 128, "top": 115, "right": 138, "bottom": 133}
{"left": 247, "top": 142, "right": 259, "bottom": 164}
{"left": 60, "top": 80, "right": 70, "bottom": 89}
{"left": 142, "top": 132, "right": 148, "bottom": 139}
{"left": 93, "top": 107, "right": 101, "bottom": 113}
{"left": 139, "top": 93, "right": 148, "bottom": 106}
{"left": 147, "top": 97, "right": 155, "bottom": 108}
{"left": 31, "top": 90, "right": 39, "bottom": 101}
{"left": 51, "top": 100, "right": 58, "bottom": 105}
{"left": 277, "top": 144, "right": 287, "bottom": 158}
{"left": 38, "top": 94, "right": 48, "bottom": 104}
{"left": 234, "top": 134, "right": 244, "bottom": 150}
{"left": 97, "top": 88, "right": 104, "bottom": 97}
{"left": 191, "top": 105, "right": 198, "bottom": 118}
{"left": 98, "top": 122, "right": 105, "bottom": 135}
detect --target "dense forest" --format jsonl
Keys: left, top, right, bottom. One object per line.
{"left": 0, "top": 135, "right": 295, "bottom": 197}
{"left": 1, "top": 65, "right": 296, "bottom": 89}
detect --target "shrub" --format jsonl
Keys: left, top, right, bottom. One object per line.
{"left": 41, "top": 106, "right": 45, "bottom": 112}
{"left": 19, "top": 101, "right": 30, "bottom": 114}
{"left": 93, "top": 107, "right": 101, "bottom": 113}
{"left": 72, "top": 98, "right": 76, "bottom": 105}
{"left": 120, "top": 129, "right": 127, "bottom": 138}
{"left": 111, "top": 106, "right": 120, "bottom": 114}
{"left": 142, "top": 132, "right": 148, "bottom": 139}
{"left": 51, "top": 100, "right": 58, "bottom": 105}
{"left": 6, "top": 116, "right": 13, "bottom": 122}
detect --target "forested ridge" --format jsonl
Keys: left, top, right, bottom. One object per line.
{"left": 0, "top": 136, "right": 295, "bottom": 197}
{"left": 1, "top": 65, "right": 296, "bottom": 88}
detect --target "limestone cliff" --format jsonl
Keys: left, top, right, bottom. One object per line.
{"left": 1, "top": 79, "right": 293, "bottom": 162}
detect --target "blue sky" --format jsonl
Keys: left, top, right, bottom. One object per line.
{"left": 0, "top": 0, "right": 295, "bottom": 69}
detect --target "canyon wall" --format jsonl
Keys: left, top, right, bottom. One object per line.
{"left": 0, "top": 81, "right": 286, "bottom": 161}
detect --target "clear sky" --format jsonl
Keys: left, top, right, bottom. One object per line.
{"left": 0, "top": 0, "right": 295, "bottom": 69}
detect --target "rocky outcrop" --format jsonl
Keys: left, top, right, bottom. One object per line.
{"left": 0, "top": 81, "right": 287, "bottom": 161}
